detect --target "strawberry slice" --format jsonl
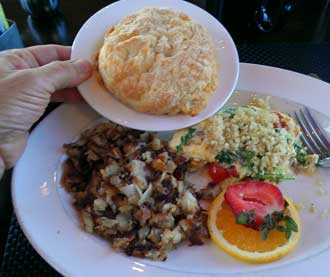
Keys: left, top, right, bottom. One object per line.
{"left": 224, "top": 181, "right": 285, "bottom": 226}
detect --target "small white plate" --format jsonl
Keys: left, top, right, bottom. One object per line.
{"left": 12, "top": 64, "right": 330, "bottom": 277}
{"left": 71, "top": 0, "right": 239, "bottom": 131}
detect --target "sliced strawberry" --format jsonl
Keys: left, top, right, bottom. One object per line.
{"left": 224, "top": 181, "right": 285, "bottom": 226}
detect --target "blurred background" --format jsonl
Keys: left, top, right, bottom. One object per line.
{"left": 1, "top": 0, "right": 330, "bottom": 46}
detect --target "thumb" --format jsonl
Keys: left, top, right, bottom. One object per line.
{"left": 32, "top": 59, "right": 93, "bottom": 92}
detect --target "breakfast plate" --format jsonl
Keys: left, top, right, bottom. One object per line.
{"left": 71, "top": 0, "right": 239, "bottom": 131}
{"left": 12, "top": 64, "right": 330, "bottom": 277}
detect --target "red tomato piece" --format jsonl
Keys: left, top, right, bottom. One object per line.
{"left": 274, "top": 112, "right": 287, "bottom": 129}
{"left": 208, "top": 163, "right": 230, "bottom": 183}
{"left": 228, "top": 165, "right": 239, "bottom": 178}
{"left": 273, "top": 122, "right": 281, "bottom": 128}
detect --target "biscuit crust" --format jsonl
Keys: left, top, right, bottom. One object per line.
{"left": 98, "top": 8, "right": 217, "bottom": 116}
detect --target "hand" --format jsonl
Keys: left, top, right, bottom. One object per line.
{"left": 0, "top": 44, "right": 92, "bottom": 175}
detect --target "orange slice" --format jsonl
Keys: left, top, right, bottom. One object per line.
{"left": 208, "top": 191, "right": 300, "bottom": 263}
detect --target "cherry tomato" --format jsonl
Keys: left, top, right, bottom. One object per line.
{"left": 228, "top": 165, "right": 239, "bottom": 178}
{"left": 208, "top": 163, "right": 229, "bottom": 183}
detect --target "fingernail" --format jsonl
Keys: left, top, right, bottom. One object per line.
{"left": 72, "top": 59, "right": 92, "bottom": 77}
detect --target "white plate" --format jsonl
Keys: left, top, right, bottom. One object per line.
{"left": 71, "top": 0, "right": 239, "bottom": 131}
{"left": 12, "top": 64, "right": 330, "bottom": 277}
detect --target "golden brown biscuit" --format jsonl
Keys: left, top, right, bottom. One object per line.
{"left": 98, "top": 8, "right": 218, "bottom": 116}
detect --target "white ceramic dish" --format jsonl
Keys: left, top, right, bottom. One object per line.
{"left": 71, "top": 0, "right": 239, "bottom": 131}
{"left": 12, "top": 64, "right": 330, "bottom": 277}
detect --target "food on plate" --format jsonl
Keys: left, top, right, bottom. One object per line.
{"left": 61, "top": 97, "right": 317, "bottom": 263}
{"left": 61, "top": 122, "right": 208, "bottom": 261}
{"left": 170, "top": 104, "right": 319, "bottom": 183}
{"left": 208, "top": 181, "right": 300, "bottom": 263}
{"left": 97, "top": 8, "right": 217, "bottom": 116}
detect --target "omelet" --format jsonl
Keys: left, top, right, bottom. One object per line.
{"left": 170, "top": 105, "right": 318, "bottom": 183}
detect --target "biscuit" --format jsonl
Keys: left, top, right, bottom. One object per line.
{"left": 98, "top": 8, "right": 217, "bottom": 116}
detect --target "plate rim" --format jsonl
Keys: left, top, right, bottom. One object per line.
{"left": 12, "top": 63, "right": 330, "bottom": 277}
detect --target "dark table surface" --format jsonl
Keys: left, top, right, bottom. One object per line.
{"left": 3, "top": 0, "right": 330, "bottom": 46}
{"left": 1, "top": 0, "right": 330, "bottom": 276}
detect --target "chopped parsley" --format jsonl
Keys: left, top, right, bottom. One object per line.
{"left": 255, "top": 172, "right": 295, "bottom": 184}
{"left": 216, "top": 149, "right": 294, "bottom": 183}
{"left": 216, "top": 149, "right": 255, "bottom": 167}
{"left": 176, "top": 127, "right": 196, "bottom": 152}
{"left": 216, "top": 151, "right": 240, "bottom": 164}
{"left": 294, "top": 142, "right": 308, "bottom": 166}
{"left": 240, "top": 150, "right": 255, "bottom": 171}
{"left": 221, "top": 106, "right": 237, "bottom": 116}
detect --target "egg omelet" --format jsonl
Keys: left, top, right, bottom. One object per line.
{"left": 170, "top": 105, "right": 318, "bottom": 183}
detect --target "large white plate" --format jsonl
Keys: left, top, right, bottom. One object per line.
{"left": 71, "top": 0, "right": 239, "bottom": 131}
{"left": 12, "top": 64, "right": 330, "bottom": 277}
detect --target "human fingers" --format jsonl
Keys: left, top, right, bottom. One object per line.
{"left": 51, "top": 88, "right": 86, "bottom": 103}
{"left": 5, "top": 45, "right": 72, "bottom": 69}
{"left": 28, "top": 44, "right": 71, "bottom": 65}
{"left": 31, "top": 58, "right": 92, "bottom": 92}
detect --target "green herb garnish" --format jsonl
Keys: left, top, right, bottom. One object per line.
{"left": 294, "top": 142, "right": 308, "bottom": 166}
{"left": 260, "top": 214, "right": 275, "bottom": 240}
{"left": 255, "top": 172, "right": 295, "bottom": 183}
{"left": 221, "top": 106, "right": 237, "bottom": 117}
{"left": 236, "top": 206, "right": 298, "bottom": 240}
{"left": 262, "top": 228, "right": 269, "bottom": 240}
{"left": 215, "top": 149, "right": 255, "bottom": 167}
{"left": 216, "top": 151, "right": 240, "bottom": 164}
{"left": 176, "top": 127, "right": 196, "bottom": 152}
{"left": 236, "top": 210, "right": 256, "bottom": 225}
{"left": 283, "top": 215, "right": 298, "bottom": 239}
{"left": 240, "top": 150, "right": 255, "bottom": 170}
{"left": 262, "top": 214, "right": 298, "bottom": 240}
